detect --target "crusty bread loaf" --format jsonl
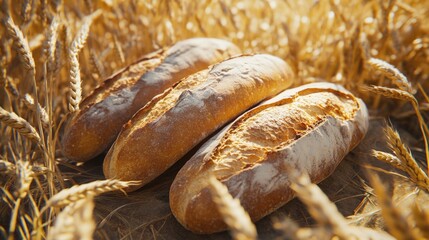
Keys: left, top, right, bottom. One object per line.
{"left": 61, "top": 38, "right": 241, "bottom": 162}
{"left": 169, "top": 82, "right": 369, "bottom": 234}
{"left": 103, "top": 54, "right": 294, "bottom": 191}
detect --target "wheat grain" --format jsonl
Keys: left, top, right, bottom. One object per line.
{"left": 208, "top": 176, "right": 257, "bottom": 240}
{"left": 0, "top": 106, "right": 40, "bottom": 143}
{"left": 367, "top": 58, "right": 412, "bottom": 92}
{"left": 45, "top": 179, "right": 140, "bottom": 208}
{"left": 385, "top": 126, "right": 429, "bottom": 192}
{"left": 372, "top": 150, "right": 406, "bottom": 172}
{"left": 47, "top": 197, "right": 95, "bottom": 240}
{"left": 3, "top": 17, "right": 35, "bottom": 75}
{"left": 22, "top": 94, "right": 49, "bottom": 128}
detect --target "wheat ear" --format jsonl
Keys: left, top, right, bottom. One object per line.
{"left": 68, "top": 15, "right": 96, "bottom": 112}
{"left": 3, "top": 17, "right": 35, "bottom": 75}
{"left": 364, "top": 85, "right": 429, "bottom": 169}
{"left": 44, "top": 179, "right": 140, "bottom": 209}
{"left": 384, "top": 126, "right": 429, "bottom": 192}
{"left": 0, "top": 106, "right": 41, "bottom": 143}
{"left": 367, "top": 58, "right": 412, "bottom": 92}
{"left": 47, "top": 197, "right": 95, "bottom": 240}
{"left": 208, "top": 176, "right": 257, "bottom": 240}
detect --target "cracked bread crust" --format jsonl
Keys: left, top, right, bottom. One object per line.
{"left": 169, "top": 82, "right": 369, "bottom": 234}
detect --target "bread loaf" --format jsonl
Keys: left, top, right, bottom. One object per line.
{"left": 169, "top": 82, "right": 369, "bottom": 234}
{"left": 61, "top": 38, "right": 241, "bottom": 162}
{"left": 103, "top": 54, "right": 294, "bottom": 191}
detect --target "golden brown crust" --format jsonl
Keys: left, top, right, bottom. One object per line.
{"left": 61, "top": 38, "right": 241, "bottom": 162}
{"left": 103, "top": 54, "right": 294, "bottom": 191}
{"left": 169, "top": 82, "right": 369, "bottom": 234}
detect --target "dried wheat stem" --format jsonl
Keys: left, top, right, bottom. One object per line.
{"left": 208, "top": 176, "right": 257, "bottom": 240}
{"left": 3, "top": 17, "right": 35, "bottom": 75}
{"left": 288, "top": 172, "right": 350, "bottom": 239}
{"left": 412, "top": 204, "right": 429, "bottom": 239}
{"left": 22, "top": 94, "right": 50, "bottom": 128}
{"left": 45, "top": 179, "right": 140, "bottom": 209}
{"left": 113, "top": 34, "right": 125, "bottom": 64}
{"left": 369, "top": 174, "right": 421, "bottom": 239}
{"left": 367, "top": 58, "right": 412, "bottom": 92}
{"left": 47, "top": 197, "right": 95, "bottom": 240}
{"left": 0, "top": 106, "right": 41, "bottom": 143}
{"left": 385, "top": 126, "right": 429, "bottom": 192}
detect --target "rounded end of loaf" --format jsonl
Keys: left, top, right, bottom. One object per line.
{"left": 170, "top": 173, "right": 227, "bottom": 234}
{"left": 61, "top": 115, "right": 106, "bottom": 162}
{"left": 102, "top": 126, "right": 159, "bottom": 192}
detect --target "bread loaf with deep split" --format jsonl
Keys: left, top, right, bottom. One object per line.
{"left": 169, "top": 82, "right": 369, "bottom": 234}
{"left": 103, "top": 54, "right": 294, "bottom": 191}
{"left": 61, "top": 38, "right": 241, "bottom": 162}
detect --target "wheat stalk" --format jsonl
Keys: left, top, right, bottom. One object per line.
{"left": 367, "top": 58, "right": 412, "bottom": 92}
{"left": 412, "top": 204, "right": 429, "bottom": 239}
{"left": 0, "top": 106, "right": 41, "bottom": 143}
{"left": 284, "top": 170, "right": 394, "bottom": 240}
{"left": 44, "top": 179, "right": 140, "bottom": 209}
{"left": 288, "top": 171, "right": 350, "bottom": 238}
{"left": 3, "top": 16, "right": 35, "bottom": 75}
{"left": 208, "top": 176, "right": 257, "bottom": 240}
{"left": 369, "top": 173, "right": 421, "bottom": 239}
{"left": 363, "top": 85, "right": 429, "bottom": 169}
{"left": 384, "top": 126, "right": 429, "bottom": 192}
{"left": 47, "top": 197, "right": 95, "bottom": 240}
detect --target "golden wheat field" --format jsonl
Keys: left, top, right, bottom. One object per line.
{"left": 1, "top": 0, "right": 429, "bottom": 239}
